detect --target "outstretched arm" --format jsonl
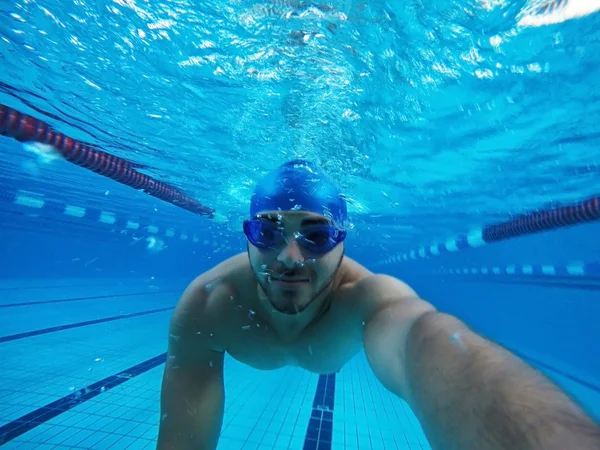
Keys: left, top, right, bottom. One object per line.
{"left": 361, "top": 275, "right": 600, "bottom": 450}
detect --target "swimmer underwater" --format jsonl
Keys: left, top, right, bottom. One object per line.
{"left": 157, "top": 160, "right": 600, "bottom": 450}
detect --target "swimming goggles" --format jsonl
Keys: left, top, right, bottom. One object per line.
{"left": 243, "top": 219, "right": 346, "bottom": 254}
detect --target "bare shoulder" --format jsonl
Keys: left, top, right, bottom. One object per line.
{"left": 353, "top": 273, "right": 418, "bottom": 301}
{"left": 338, "top": 256, "right": 416, "bottom": 300}
{"left": 338, "top": 263, "right": 433, "bottom": 321}
{"left": 172, "top": 253, "right": 249, "bottom": 352}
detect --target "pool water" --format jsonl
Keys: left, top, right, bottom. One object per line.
{"left": 1, "top": 0, "right": 600, "bottom": 449}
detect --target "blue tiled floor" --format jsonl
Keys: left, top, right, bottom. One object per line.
{"left": 0, "top": 278, "right": 432, "bottom": 449}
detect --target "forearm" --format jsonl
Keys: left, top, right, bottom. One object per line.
{"left": 404, "top": 311, "right": 600, "bottom": 450}
{"left": 157, "top": 389, "right": 224, "bottom": 450}
{"left": 157, "top": 401, "right": 223, "bottom": 449}
{"left": 156, "top": 362, "right": 225, "bottom": 450}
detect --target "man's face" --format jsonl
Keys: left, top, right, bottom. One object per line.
{"left": 246, "top": 211, "right": 344, "bottom": 315}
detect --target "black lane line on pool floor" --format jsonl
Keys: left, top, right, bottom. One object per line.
{"left": 0, "top": 353, "right": 168, "bottom": 446}
{"left": 303, "top": 373, "right": 336, "bottom": 450}
{"left": 0, "top": 290, "right": 179, "bottom": 309}
{"left": 0, "top": 306, "right": 174, "bottom": 343}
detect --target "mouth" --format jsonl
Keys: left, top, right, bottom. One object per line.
{"left": 269, "top": 276, "right": 311, "bottom": 287}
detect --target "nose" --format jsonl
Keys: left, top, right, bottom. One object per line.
{"left": 277, "top": 238, "right": 305, "bottom": 269}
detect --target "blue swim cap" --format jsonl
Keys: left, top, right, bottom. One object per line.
{"left": 250, "top": 159, "right": 347, "bottom": 226}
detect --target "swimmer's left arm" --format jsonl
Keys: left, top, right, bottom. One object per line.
{"left": 361, "top": 274, "right": 600, "bottom": 450}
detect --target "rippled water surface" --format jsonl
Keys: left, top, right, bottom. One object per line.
{"left": 1, "top": 0, "right": 600, "bottom": 249}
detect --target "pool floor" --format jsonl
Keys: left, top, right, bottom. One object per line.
{"left": 0, "top": 278, "right": 429, "bottom": 449}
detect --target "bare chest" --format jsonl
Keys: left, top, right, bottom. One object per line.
{"left": 226, "top": 314, "right": 364, "bottom": 374}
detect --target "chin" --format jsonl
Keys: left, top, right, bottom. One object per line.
{"left": 269, "top": 298, "right": 311, "bottom": 315}
{"left": 266, "top": 287, "right": 313, "bottom": 312}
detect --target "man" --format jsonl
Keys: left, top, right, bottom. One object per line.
{"left": 157, "top": 160, "right": 599, "bottom": 449}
